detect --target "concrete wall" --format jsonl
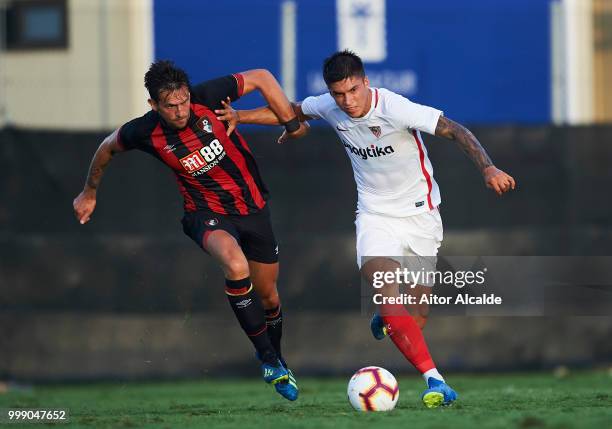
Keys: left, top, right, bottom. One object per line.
{"left": 1, "top": 125, "right": 611, "bottom": 379}
{"left": 1, "top": 313, "right": 610, "bottom": 380}
{"left": 0, "top": 0, "right": 153, "bottom": 130}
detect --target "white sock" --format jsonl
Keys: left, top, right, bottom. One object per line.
{"left": 423, "top": 368, "right": 445, "bottom": 384}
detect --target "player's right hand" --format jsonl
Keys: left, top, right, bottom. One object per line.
{"left": 216, "top": 97, "right": 239, "bottom": 136}
{"left": 73, "top": 190, "right": 97, "bottom": 224}
{"left": 277, "top": 121, "right": 310, "bottom": 144}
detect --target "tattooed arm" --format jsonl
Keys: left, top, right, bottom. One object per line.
{"left": 73, "top": 128, "right": 125, "bottom": 224}
{"left": 435, "top": 116, "right": 516, "bottom": 195}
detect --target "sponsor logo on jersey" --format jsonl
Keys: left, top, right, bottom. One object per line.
{"left": 179, "top": 138, "right": 226, "bottom": 175}
{"left": 180, "top": 151, "right": 207, "bottom": 173}
{"left": 196, "top": 116, "right": 213, "bottom": 133}
{"left": 342, "top": 140, "right": 394, "bottom": 160}
{"left": 369, "top": 126, "right": 382, "bottom": 138}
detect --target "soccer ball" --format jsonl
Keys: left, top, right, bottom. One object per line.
{"left": 347, "top": 366, "right": 399, "bottom": 411}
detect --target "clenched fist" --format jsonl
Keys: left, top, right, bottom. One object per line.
{"left": 73, "top": 189, "right": 97, "bottom": 224}
{"left": 483, "top": 166, "right": 516, "bottom": 196}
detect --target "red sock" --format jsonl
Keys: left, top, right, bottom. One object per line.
{"left": 381, "top": 303, "right": 435, "bottom": 374}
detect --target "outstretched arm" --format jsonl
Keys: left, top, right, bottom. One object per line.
{"left": 240, "top": 69, "right": 296, "bottom": 122}
{"left": 216, "top": 100, "right": 312, "bottom": 143}
{"left": 224, "top": 102, "right": 312, "bottom": 125}
{"left": 227, "top": 69, "right": 308, "bottom": 138}
{"left": 72, "top": 128, "right": 125, "bottom": 224}
{"left": 435, "top": 116, "right": 516, "bottom": 195}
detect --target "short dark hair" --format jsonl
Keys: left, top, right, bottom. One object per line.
{"left": 144, "top": 60, "right": 191, "bottom": 102}
{"left": 322, "top": 50, "right": 365, "bottom": 85}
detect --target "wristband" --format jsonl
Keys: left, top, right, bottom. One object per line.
{"left": 284, "top": 117, "right": 300, "bottom": 133}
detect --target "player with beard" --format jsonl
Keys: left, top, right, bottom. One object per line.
{"left": 73, "top": 60, "right": 307, "bottom": 401}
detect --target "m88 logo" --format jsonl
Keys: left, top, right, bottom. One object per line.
{"left": 200, "top": 139, "right": 224, "bottom": 161}
{"left": 180, "top": 139, "right": 226, "bottom": 174}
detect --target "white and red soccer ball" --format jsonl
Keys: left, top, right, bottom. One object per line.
{"left": 347, "top": 366, "right": 399, "bottom": 411}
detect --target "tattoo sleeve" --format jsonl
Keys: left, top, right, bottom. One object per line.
{"left": 84, "top": 132, "right": 121, "bottom": 191}
{"left": 435, "top": 116, "right": 493, "bottom": 173}
{"left": 85, "top": 148, "right": 111, "bottom": 190}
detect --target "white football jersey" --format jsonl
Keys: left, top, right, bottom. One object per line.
{"left": 301, "top": 88, "right": 443, "bottom": 217}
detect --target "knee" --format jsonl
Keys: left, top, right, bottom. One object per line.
{"left": 255, "top": 278, "right": 279, "bottom": 308}
{"left": 413, "top": 302, "right": 429, "bottom": 329}
{"left": 413, "top": 314, "right": 428, "bottom": 329}
{"left": 223, "top": 256, "right": 249, "bottom": 280}
{"left": 260, "top": 289, "right": 280, "bottom": 309}
{"left": 417, "top": 301, "right": 429, "bottom": 315}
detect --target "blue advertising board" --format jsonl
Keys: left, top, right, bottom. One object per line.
{"left": 154, "top": 0, "right": 551, "bottom": 124}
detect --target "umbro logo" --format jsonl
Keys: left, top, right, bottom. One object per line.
{"left": 236, "top": 299, "right": 252, "bottom": 309}
{"left": 205, "top": 218, "right": 218, "bottom": 226}
{"left": 266, "top": 317, "right": 282, "bottom": 327}
{"left": 336, "top": 125, "right": 349, "bottom": 132}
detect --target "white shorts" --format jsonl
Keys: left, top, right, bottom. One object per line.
{"left": 355, "top": 208, "right": 443, "bottom": 286}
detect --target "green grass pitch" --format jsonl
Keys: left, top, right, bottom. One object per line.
{"left": 1, "top": 371, "right": 610, "bottom": 428}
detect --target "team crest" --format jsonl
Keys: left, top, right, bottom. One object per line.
{"left": 369, "top": 126, "right": 382, "bottom": 138}
{"left": 196, "top": 116, "right": 213, "bottom": 133}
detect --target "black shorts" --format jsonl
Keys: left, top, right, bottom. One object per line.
{"left": 181, "top": 204, "right": 279, "bottom": 264}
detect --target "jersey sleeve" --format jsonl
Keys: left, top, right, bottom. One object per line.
{"left": 300, "top": 95, "right": 326, "bottom": 120}
{"left": 386, "top": 91, "right": 442, "bottom": 135}
{"left": 117, "top": 116, "right": 148, "bottom": 151}
{"left": 191, "top": 74, "right": 244, "bottom": 110}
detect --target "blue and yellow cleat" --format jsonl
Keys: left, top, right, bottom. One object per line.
{"left": 262, "top": 360, "right": 298, "bottom": 401}
{"left": 421, "top": 377, "right": 458, "bottom": 408}
{"left": 274, "top": 368, "right": 299, "bottom": 401}
{"left": 370, "top": 313, "right": 388, "bottom": 340}
{"left": 262, "top": 360, "right": 289, "bottom": 384}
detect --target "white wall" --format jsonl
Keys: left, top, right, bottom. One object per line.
{"left": 551, "top": 0, "right": 594, "bottom": 125}
{"left": 0, "top": 0, "right": 153, "bottom": 130}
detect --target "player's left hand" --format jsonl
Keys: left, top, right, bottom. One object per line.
{"left": 483, "top": 166, "right": 516, "bottom": 195}
{"left": 215, "top": 97, "right": 239, "bottom": 136}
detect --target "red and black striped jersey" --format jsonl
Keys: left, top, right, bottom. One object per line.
{"left": 117, "top": 74, "right": 268, "bottom": 215}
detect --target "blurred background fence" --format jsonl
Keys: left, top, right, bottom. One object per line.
{"left": 1, "top": 125, "right": 611, "bottom": 380}
{"left": 1, "top": 0, "right": 611, "bottom": 380}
